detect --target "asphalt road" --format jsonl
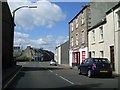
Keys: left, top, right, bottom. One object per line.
{"left": 6, "top": 61, "right": 119, "bottom": 89}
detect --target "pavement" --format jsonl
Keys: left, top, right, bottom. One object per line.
{"left": 59, "top": 64, "right": 120, "bottom": 77}
{"left": 2, "top": 65, "right": 22, "bottom": 89}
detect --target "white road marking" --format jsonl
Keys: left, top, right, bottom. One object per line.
{"left": 56, "top": 74, "right": 58, "bottom": 75}
{"left": 59, "top": 76, "right": 74, "bottom": 85}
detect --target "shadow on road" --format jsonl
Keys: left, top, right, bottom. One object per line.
{"left": 21, "top": 67, "right": 64, "bottom": 71}
{"left": 5, "top": 82, "right": 118, "bottom": 90}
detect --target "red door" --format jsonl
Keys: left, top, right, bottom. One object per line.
{"left": 110, "top": 46, "right": 115, "bottom": 71}
{"left": 82, "top": 51, "right": 86, "bottom": 62}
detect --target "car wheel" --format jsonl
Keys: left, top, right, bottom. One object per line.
{"left": 88, "top": 70, "right": 92, "bottom": 78}
{"left": 79, "top": 69, "right": 82, "bottom": 75}
{"left": 108, "top": 74, "right": 112, "bottom": 78}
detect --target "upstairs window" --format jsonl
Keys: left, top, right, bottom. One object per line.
{"left": 71, "top": 37, "right": 73, "bottom": 47}
{"left": 92, "top": 30, "right": 95, "bottom": 42}
{"left": 117, "top": 10, "right": 120, "bottom": 29}
{"left": 71, "top": 22, "right": 74, "bottom": 32}
{"left": 76, "top": 18, "right": 78, "bottom": 28}
{"left": 76, "top": 33, "right": 79, "bottom": 45}
{"left": 81, "top": 12, "right": 84, "bottom": 25}
{"left": 99, "top": 26, "right": 103, "bottom": 41}
{"left": 81, "top": 30, "right": 85, "bottom": 44}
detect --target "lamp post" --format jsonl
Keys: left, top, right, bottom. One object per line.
{"left": 12, "top": 5, "right": 37, "bottom": 23}
{"left": 11, "top": 5, "right": 37, "bottom": 64}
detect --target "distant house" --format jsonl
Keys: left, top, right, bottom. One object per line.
{"left": 13, "top": 46, "right": 22, "bottom": 58}
{"left": 13, "top": 46, "right": 20, "bottom": 52}
{"left": 33, "top": 48, "right": 44, "bottom": 61}
{"left": 16, "top": 46, "right": 53, "bottom": 62}
{"left": 55, "top": 40, "right": 69, "bottom": 65}
{"left": 16, "top": 46, "right": 35, "bottom": 61}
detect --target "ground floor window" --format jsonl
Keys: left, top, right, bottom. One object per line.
{"left": 100, "top": 51, "right": 104, "bottom": 57}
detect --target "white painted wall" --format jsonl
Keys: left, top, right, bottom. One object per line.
{"left": 58, "top": 46, "right": 61, "bottom": 64}
{"left": 88, "top": 15, "right": 114, "bottom": 61}
{"left": 79, "top": 47, "right": 88, "bottom": 64}
{"left": 69, "top": 50, "right": 73, "bottom": 67}
{"left": 113, "top": 8, "right": 120, "bottom": 74}
{"left": 88, "top": 5, "right": 120, "bottom": 74}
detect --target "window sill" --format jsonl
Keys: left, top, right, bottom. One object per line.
{"left": 116, "top": 28, "right": 120, "bottom": 32}
{"left": 99, "top": 40, "right": 104, "bottom": 43}
{"left": 91, "top": 42, "right": 95, "bottom": 45}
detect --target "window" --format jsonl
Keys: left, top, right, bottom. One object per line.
{"left": 71, "top": 37, "right": 73, "bottom": 47}
{"left": 117, "top": 10, "right": 120, "bottom": 28}
{"left": 76, "top": 33, "right": 79, "bottom": 45}
{"left": 92, "top": 30, "right": 95, "bottom": 42}
{"left": 71, "top": 22, "right": 74, "bottom": 31}
{"left": 99, "top": 26, "right": 103, "bottom": 40}
{"left": 100, "top": 51, "right": 104, "bottom": 57}
{"left": 81, "top": 12, "right": 84, "bottom": 25}
{"left": 81, "top": 30, "right": 85, "bottom": 44}
{"left": 92, "top": 51, "right": 95, "bottom": 58}
{"left": 76, "top": 18, "right": 78, "bottom": 28}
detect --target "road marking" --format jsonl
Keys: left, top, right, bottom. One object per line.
{"left": 56, "top": 74, "right": 58, "bottom": 75}
{"left": 59, "top": 76, "right": 74, "bottom": 85}
{"left": 49, "top": 70, "right": 52, "bottom": 72}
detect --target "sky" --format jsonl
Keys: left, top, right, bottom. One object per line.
{"left": 8, "top": 0, "right": 88, "bottom": 52}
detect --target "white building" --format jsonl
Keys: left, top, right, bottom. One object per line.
{"left": 54, "top": 46, "right": 61, "bottom": 64}
{"left": 106, "top": 3, "right": 120, "bottom": 75}
{"left": 88, "top": 2, "right": 120, "bottom": 74}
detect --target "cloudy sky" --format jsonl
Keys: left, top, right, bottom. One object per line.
{"left": 8, "top": 0, "right": 88, "bottom": 52}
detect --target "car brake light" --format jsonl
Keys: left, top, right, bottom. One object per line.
{"left": 92, "top": 63, "right": 96, "bottom": 68}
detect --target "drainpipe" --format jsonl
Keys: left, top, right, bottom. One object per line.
{"left": 112, "top": 9, "right": 116, "bottom": 72}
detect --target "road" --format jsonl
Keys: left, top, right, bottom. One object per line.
{"left": 6, "top": 61, "right": 119, "bottom": 89}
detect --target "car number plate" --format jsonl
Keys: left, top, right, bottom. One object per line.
{"left": 100, "top": 70, "right": 108, "bottom": 73}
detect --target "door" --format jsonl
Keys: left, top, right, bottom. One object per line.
{"left": 110, "top": 46, "right": 115, "bottom": 71}
{"left": 88, "top": 52, "right": 91, "bottom": 58}
{"left": 80, "top": 59, "right": 89, "bottom": 74}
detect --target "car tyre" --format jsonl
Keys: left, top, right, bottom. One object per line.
{"left": 79, "top": 69, "right": 82, "bottom": 75}
{"left": 108, "top": 74, "right": 112, "bottom": 78}
{"left": 88, "top": 70, "right": 92, "bottom": 78}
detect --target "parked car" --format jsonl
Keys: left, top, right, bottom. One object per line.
{"left": 78, "top": 58, "right": 112, "bottom": 78}
{"left": 50, "top": 59, "right": 57, "bottom": 66}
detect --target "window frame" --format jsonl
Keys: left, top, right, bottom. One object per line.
{"left": 99, "top": 26, "right": 104, "bottom": 41}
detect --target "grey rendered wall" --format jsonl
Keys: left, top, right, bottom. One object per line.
{"left": 90, "top": 2, "right": 117, "bottom": 28}
{"left": 61, "top": 41, "right": 69, "bottom": 64}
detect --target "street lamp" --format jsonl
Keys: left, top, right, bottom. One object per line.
{"left": 12, "top": 5, "right": 37, "bottom": 24}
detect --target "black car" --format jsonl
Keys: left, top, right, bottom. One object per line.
{"left": 78, "top": 58, "right": 112, "bottom": 78}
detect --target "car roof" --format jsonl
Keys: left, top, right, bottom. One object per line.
{"left": 87, "top": 58, "right": 108, "bottom": 59}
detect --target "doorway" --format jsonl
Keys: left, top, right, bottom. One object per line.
{"left": 110, "top": 46, "right": 115, "bottom": 71}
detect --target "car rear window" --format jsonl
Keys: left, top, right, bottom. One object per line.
{"left": 93, "top": 58, "right": 110, "bottom": 63}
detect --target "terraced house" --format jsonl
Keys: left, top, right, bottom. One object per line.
{"left": 69, "top": 5, "right": 91, "bottom": 67}
{"left": 88, "top": 2, "right": 120, "bottom": 75}
{"left": 69, "top": 2, "right": 119, "bottom": 70}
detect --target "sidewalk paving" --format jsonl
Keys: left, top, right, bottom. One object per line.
{"left": 2, "top": 65, "right": 22, "bottom": 89}
{"left": 59, "top": 64, "right": 120, "bottom": 77}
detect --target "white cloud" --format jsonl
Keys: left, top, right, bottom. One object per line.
{"left": 14, "top": 32, "right": 69, "bottom": 52}
{"left": 14, "top": 32, "right": 29, "bottom": 38}
{"left": 8, "top": 0, "right": 66, "bottom": 30}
